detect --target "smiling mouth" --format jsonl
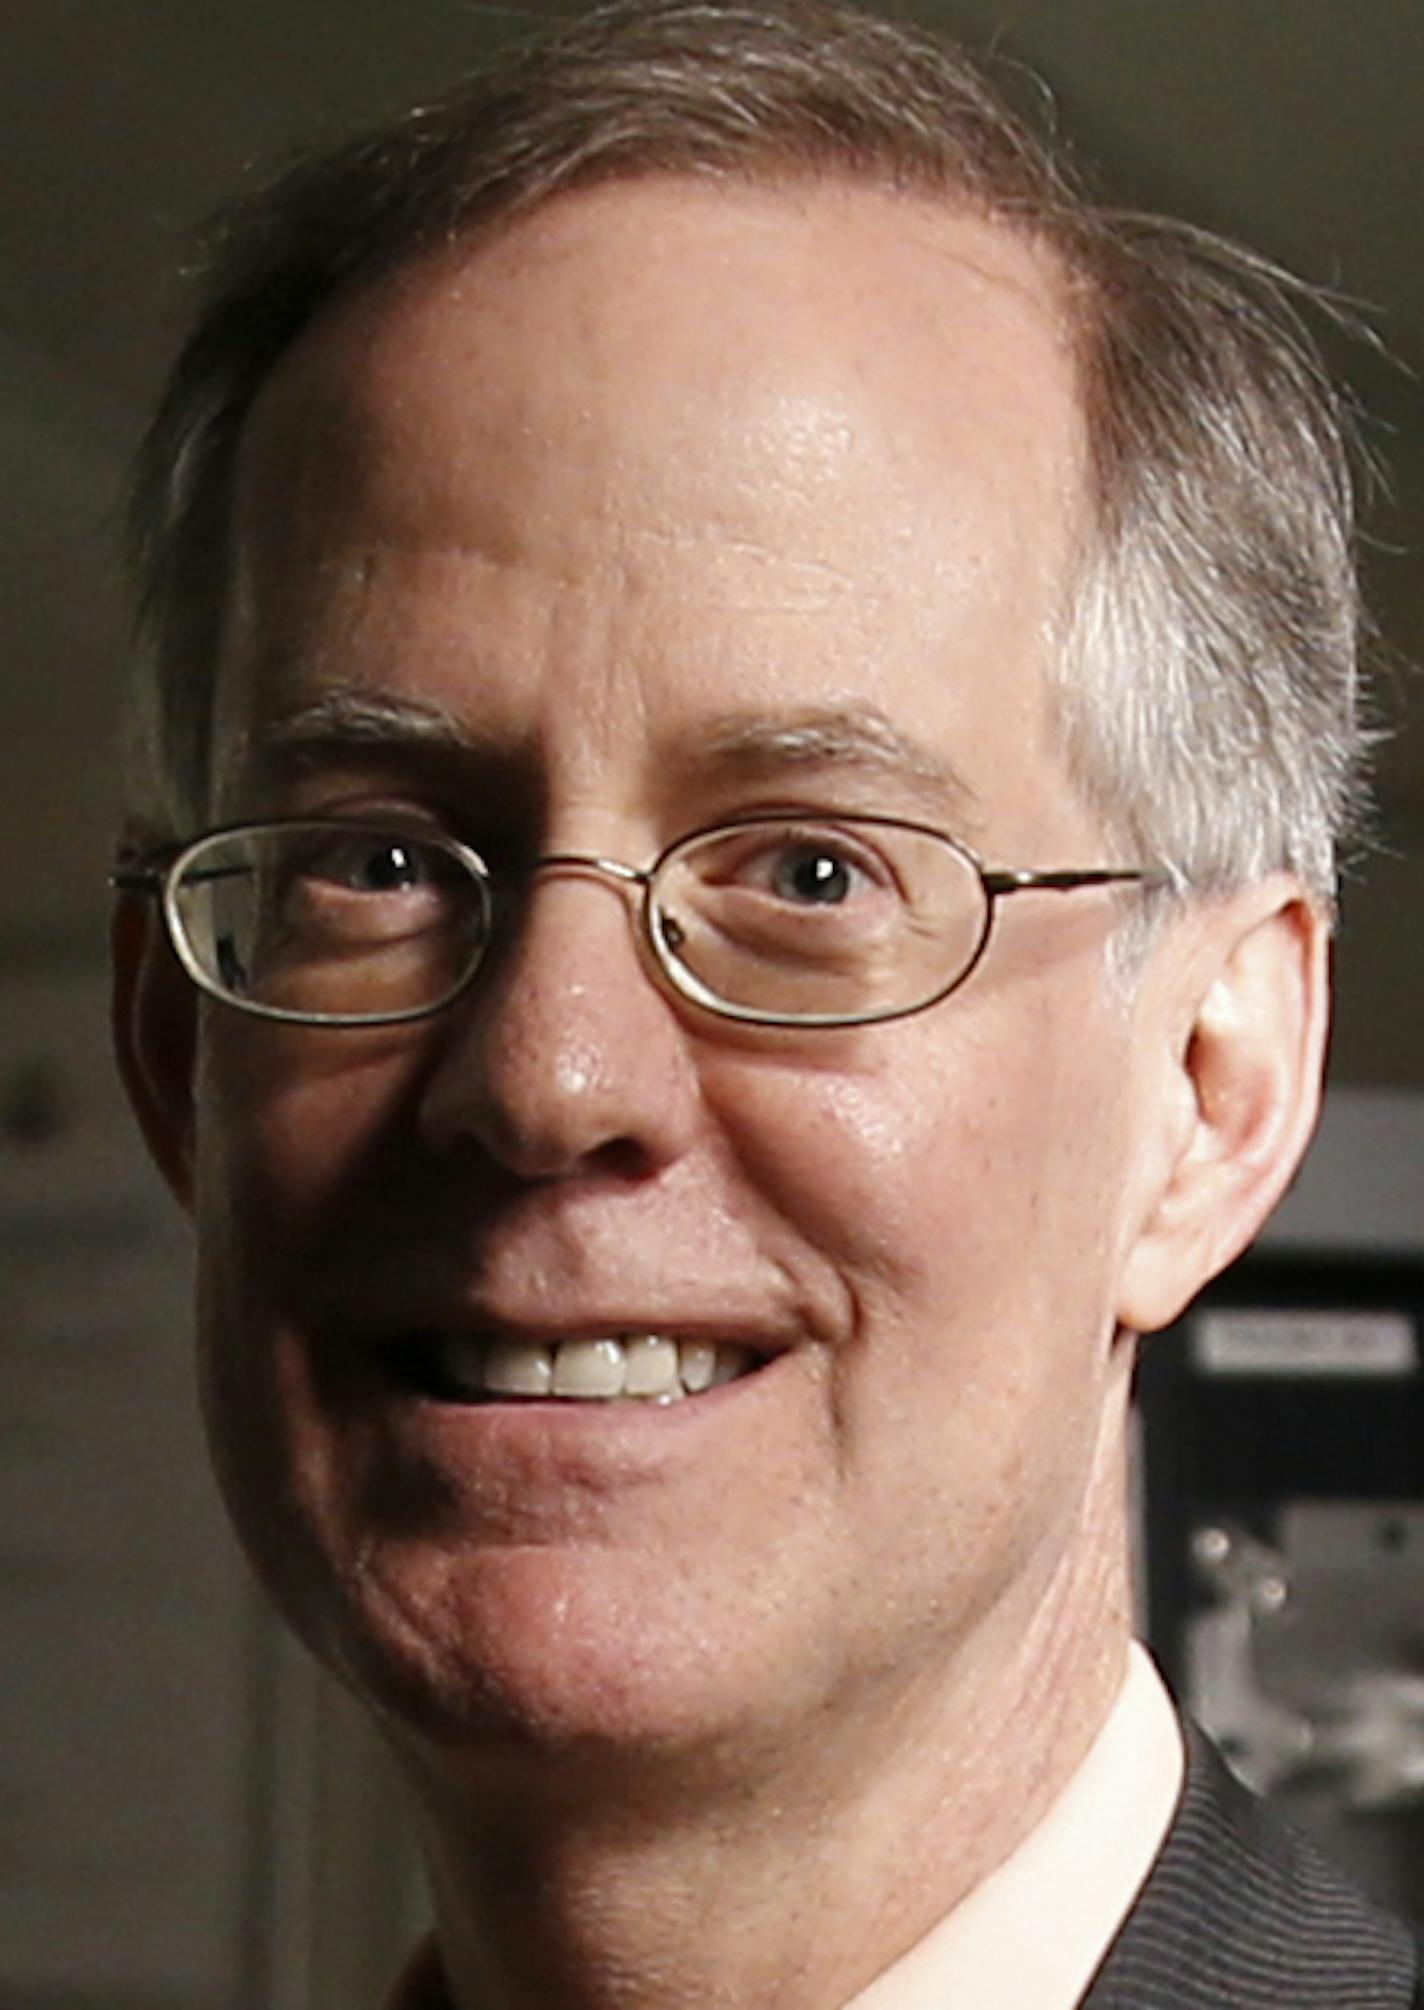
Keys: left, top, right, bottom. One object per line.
{"left": 386, "top": 1332, "right": 760, "bottom": 1405}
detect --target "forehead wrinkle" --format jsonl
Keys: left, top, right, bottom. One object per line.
{"left": 622, "top": 520, "right": 867, "bottom": 606}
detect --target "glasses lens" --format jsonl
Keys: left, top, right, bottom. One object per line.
{"left": 169, "top": 823, "right": 490, "bottom": 1024}
{"left": 649, "top": 817, "right": 987, "bottom": 1023}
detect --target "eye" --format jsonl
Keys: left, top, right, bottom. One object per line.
{"left": 671, "top": 820, "right": 902, "bottom": 938}
{"left": 674, "top": 820, "right": 901, "bottom": 912}
{"left": 723, "top": 825, "right": 892, "bottom": 911}
{"left": 269, "top": 826, "right": 471, "bottom": 946}
{"left": 306, "top": 833, "right": 432, "bottom": 893}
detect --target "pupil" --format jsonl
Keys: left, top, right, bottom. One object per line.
{"left": 363, "top": 843, "right": 416, "bottom": 890}
{"left": 786, "top": 850, "right": 849, "bottom": 903}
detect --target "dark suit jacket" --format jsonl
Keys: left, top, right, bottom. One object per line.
{"left": 1084, "top": 1723, "right": 1423, "bottom": 2008}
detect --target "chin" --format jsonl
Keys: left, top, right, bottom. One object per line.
{"left": 252, "top": 1518, "right": 802, "bottom": 1780}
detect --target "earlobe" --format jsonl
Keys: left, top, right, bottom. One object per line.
{"left": 1116, "top": 884, "right": 1331, "bottom": 1336}
{"left": 111, "top": 892, "right": 198, "bottom": 1210}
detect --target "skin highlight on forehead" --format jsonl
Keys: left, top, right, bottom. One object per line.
{"left": 231, "top": 174, "right": 1085, "bottom": 577}
{"left": 215, "top": 175, "right": 1091, "bottom": 859}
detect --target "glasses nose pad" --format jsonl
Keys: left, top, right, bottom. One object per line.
{"left": 652, "top": 907, "right": 686, "bottom": 955}
{"left": 644, "top": 901, "right": 700, "bottom": 1002}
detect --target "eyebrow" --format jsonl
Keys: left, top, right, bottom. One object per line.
{"left": 262, "top": 688, "right": 477, "bottom": 760}
{"left": 694, "top": 705, "right": 981, "bottom": 826}
{"left": 256, "top": 688, "right": 980, "bottom": 827}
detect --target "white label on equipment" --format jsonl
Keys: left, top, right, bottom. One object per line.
{"left": 1192, "top": 1309, "right": 1417, "bottom": 1378}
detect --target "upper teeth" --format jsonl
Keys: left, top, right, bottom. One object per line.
{"left": 427, "top": 1333, "right": 753, "bottom": 1402}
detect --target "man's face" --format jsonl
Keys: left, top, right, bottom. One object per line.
{"left": 178, "top": 178, "right": 1170, "bottom": 1767}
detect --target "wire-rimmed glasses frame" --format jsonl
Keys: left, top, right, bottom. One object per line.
{"left": 111, "top": 812, "right": 1157, "bottom": 1032}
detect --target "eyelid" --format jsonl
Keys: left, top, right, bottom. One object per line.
{"left": 762, "top": 821, "right": 894, "bottom": 875}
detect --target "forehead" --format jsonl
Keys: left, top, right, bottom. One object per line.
{"left": 221, "top": 174, "right": 1089, "bottom": 825}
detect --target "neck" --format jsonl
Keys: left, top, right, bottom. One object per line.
{"left": 398, "top": 1404, "right": 1135, "bottom": 2010}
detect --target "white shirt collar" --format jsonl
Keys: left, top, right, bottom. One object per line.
{"left": 844, "top": 1644, "right": 1185, "bottom": 2010}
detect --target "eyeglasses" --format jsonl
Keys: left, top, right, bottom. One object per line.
{"left": 112, "top": 814, "right": 1155, "bottom": 1031}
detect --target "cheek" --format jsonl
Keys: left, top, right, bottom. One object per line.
{"left": 189, "top": 1025, "right": 421, "bottom": 1479}
{"left": 707, "top": 998, "right": 1130, "bottom": 1304}
{"left": 702, "top": 1006, "right": 1135, "bottom": 1512}
{"left": 193, "top": 1017, "right": 426, "bottom": 1240}
{"left": 188, "top": 1028, "right": 430, "bottom": 1664}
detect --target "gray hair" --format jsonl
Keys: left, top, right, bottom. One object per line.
{"left": 124, "top": 0, "right": 1370, "bottom": 901}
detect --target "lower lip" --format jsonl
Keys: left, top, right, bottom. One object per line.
{"left": 372, "top": 1350, "right": 792, "bottom": 1473}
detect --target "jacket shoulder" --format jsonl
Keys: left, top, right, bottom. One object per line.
{"left": 1086, "top": 1722, "right": 1421, "bottom": 2009}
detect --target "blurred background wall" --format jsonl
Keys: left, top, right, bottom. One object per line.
{"left": 1, "top": 5, "right": 1418, "bottom": 2006}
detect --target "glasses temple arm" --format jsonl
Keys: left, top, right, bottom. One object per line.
{"left": 110, "top": 865, "right": 165, "bottom": 896}
{"left": 983, "top": 867, "right": 1158, "bottom": 898}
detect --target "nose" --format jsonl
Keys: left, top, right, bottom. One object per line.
{"left": 417, "top": 857, "right": 703, "bottom": 1180}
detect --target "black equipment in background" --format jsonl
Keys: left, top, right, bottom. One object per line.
{"left": 1138, "top": 1253, "right": 1424, "bottom": 1919}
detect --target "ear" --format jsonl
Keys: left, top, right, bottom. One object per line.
{"left": 111, "top": 888, "right": 198, "bottom": 1210}
{"left": 1116, "top": 881, "right": 1330, "bottom": 1336}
